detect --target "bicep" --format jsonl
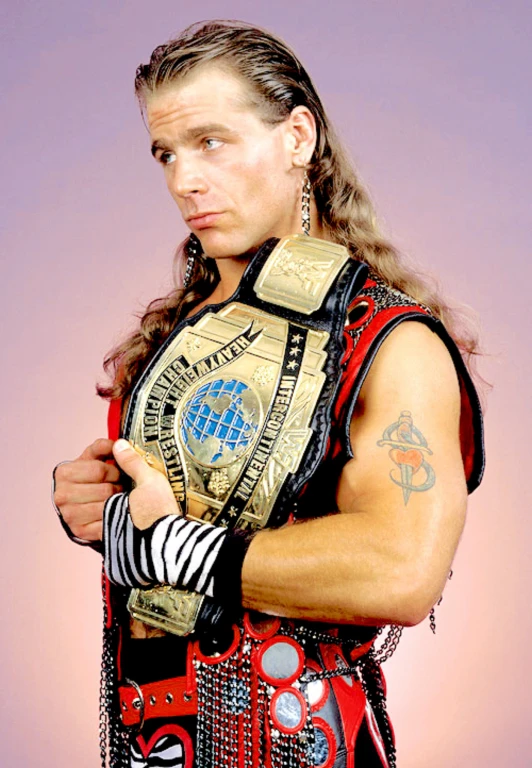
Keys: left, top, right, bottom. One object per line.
{"left": 336, "top": 321, "right": 468, "bottom": 593}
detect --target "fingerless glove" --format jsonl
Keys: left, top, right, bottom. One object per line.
{"left": 103, "top": 492, "right": 255, "bottom": 609}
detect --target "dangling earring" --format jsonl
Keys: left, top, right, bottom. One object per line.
{"left": 301, "top": 171, "right": 312, "bottom": 236}
{"left": 183, "top": 234, "right": 200, "bottom": 289}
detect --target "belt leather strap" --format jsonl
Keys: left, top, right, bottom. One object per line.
{"left": 119, "top": 675, "right": 197, "bottom": 727}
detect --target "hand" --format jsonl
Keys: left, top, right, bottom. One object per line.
{"left": 53, "top": 438, "right": 123, "bottom": 542}
{"left": 112, "top": 439, "right": 182, "bottom": 530}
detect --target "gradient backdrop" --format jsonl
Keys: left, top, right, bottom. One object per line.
{"left": 2, "top": 1, "right": 531, "bottom": 765}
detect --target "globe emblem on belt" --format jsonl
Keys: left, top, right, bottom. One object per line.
{"left": 180, "top": 378, "right": 261, "bottom": 467}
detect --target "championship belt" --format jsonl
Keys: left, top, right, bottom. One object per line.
{"left": 123, "top": 235, "right": 367, "bottom": 635}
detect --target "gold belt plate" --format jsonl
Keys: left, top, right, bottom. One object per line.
{"left": 127, "top": 586, "right": 205, "bottom": 637}
{"left": 124, "top": 302, "right": 330, "bottom": 636}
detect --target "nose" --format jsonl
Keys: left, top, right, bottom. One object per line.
{"left": 167, "top": 151, "right": 207, "bottom": 199}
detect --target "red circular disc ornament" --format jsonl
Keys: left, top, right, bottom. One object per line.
{"left": 194, "top": 625, "right": 241, "bottom": 665}
{"left": 270, "top": 686, "right": 308, "bottom": 735}
{"left": 257, "top": 635, "right": 305, "bottom": 686}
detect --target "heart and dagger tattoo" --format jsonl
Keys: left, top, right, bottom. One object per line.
{"left": 377, "top": 409, "right": 436, "bottom": 505}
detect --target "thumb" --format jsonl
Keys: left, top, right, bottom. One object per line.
{"left": 112, "top": 439, "right": 153, "bottom": 485}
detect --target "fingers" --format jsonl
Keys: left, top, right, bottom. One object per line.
{"left": 78, "top": 438, "right": 116, "bottom": 462}
{"left": 54, "top": 439, "right": 126, "bottom": 545}
{"left": 55, "top": 458, "right": 121, "bottom": 485}
{"left": 61, "top": 501, "right": 108, "bottom": 533}
{"left": 112, "top": 439, "right": 155, "bottom": 485}
{"left": 54, "top": 481, "right": 123, "bottom": 508}
{"left": 86, "top": 521, "right": 103, "bottom": 542}
{"left": 73, "top": 521, "right": 103, "bottom": 542}
{"left": 69, "top": 518, "right": 103, "bottom": 542}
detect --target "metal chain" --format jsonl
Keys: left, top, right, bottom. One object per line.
{"left": 300, "top": 660, "right": 364, "bottom": 685}
{"left": 374, "top": 624, "right": 404, "bottom": 664}
{"left": 429, "top": 569, "right": 453, "bottom": 635}
{"left": 98, "top": 576, "right": 130, "bottom": 768}
{"left": 99, "top": 576, "right": 111, "bottom": 767}
{"left": 183, "top": 234, "right": 200, "bottom": 289}
{"left": 301, "top": 172, "right": 311, "bottom": 235}
{"left": 293, "top": 624, "right": 367, "bottom": 648}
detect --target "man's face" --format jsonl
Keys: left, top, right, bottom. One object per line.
{"left": 146, "top": 67, "right": 306, "bottom": 259}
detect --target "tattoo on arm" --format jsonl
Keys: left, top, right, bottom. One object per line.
{"left": 377, "top": 410, "right": 435, "bottom": 505}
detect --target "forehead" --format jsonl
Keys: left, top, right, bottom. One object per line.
{"left": 145, "top": 67, "right": 257, "bottom": 134}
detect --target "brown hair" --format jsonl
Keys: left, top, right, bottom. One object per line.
{"left": 97, "top": 19, "right": 485, "bottom": 401}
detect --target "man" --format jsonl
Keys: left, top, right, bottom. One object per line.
{"left": 53, "top": 20, "right": 484, "bottom": 768}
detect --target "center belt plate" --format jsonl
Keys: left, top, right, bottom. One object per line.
{"left": 126, "top": 303, "right": 329, "bottom": 530}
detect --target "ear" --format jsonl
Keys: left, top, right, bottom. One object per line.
{"left": 283, "top": 105, "right": 317, "bottom": 168}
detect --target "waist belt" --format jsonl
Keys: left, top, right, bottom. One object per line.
{"left": 118, "top": 627, "right": 377, "bottom": 731}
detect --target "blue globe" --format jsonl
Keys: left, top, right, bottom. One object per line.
{"left": 180, "top": 378, "right": 259, "bottom": 466}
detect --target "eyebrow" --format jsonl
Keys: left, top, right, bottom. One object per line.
{"left": 150, "top": 123, "right": 240, "bottom": 157}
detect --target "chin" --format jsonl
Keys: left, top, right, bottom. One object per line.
{"left": 199, "top": 229, "right": 270, "bottom": 260}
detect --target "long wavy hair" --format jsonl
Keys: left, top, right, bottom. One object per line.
{"left": 97, "top": 19, "right": 485, "bottom": 402}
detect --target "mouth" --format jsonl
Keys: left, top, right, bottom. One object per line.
{"left": 186, "top": 212, "right": 222, "bottom": 230}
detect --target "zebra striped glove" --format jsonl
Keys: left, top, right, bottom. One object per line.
{"left": 102, "top": 492, "right": 254, "bottom": 606}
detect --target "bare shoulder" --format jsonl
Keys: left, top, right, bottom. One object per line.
{"left": 348, "top": 319, "right": 462, "bottom": 458}
{"left": 356, "top": 319, "right": 461, "bottom": 416}
{"left": 342, "top": 318, "right": 467, "bottom": 517}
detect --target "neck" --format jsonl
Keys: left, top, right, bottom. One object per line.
{"left": 212, "top": 255, "right": 251, "bottom": 302}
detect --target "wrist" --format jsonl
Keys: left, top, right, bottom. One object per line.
{"left": 210, "top": 528, "right": 256, "bottom": 610}
{"left": 103, "top": 493, "right": 255, "bottom": 609}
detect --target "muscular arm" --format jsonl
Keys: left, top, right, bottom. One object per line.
{"left": 240, "top": 321, "right": 468, "bottom": 627}
{"left": 97, "top": 322, "right": 468, "bottom": 628}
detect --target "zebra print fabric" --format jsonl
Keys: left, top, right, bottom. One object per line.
{"left": 103, "top": 492, "right": 226, "bottom": 598}
{"left": 130, "top": 736, "right": 185, "bottom": 768}
{"left": 130, "top": 724, "right": 193, "bottom": 768}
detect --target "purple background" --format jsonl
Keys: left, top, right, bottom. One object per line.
{"left": 2, "top": 1, "right": 531, "bottom": 765}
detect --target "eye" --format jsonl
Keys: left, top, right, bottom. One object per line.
{"left": 203, "top": 138, "right": 223, "bottom": 151}
{"left": 158, "top": 151, "right": 176, "bottom": 166}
